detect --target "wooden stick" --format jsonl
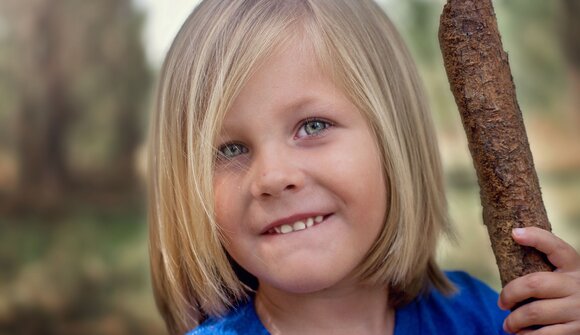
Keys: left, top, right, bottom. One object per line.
{"left": 438, "top": 0, "right": 555, "bottom": 287}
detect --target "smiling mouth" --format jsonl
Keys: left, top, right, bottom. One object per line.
{"left": 266, "top": 215, "right": 327, "bottom": 235}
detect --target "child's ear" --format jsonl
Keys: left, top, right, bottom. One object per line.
{"left": 227, "top": 252, "right": 259, "bottom": 291}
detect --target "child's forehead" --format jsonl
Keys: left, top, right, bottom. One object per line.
{"left": 224, "top": 39, "right": 337, "bottom": 105}
{"left": 221, "top": 95, "right": 333, "bottom": 125}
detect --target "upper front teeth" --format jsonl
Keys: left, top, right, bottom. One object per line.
{"left": 273, "top": 215, "right": 324, "bottom": 234}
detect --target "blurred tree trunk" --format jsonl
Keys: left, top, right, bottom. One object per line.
{"left": 107, "top": 0, "right": 150, "bottom": 189}
{"left": 561, "top": 0, "right": 580, "bottom": 127}
{"left": 0, "top": 0, "right": 150, "bottom": 212}
{"left": 562, "top": 0, "right": 580, "bottom": 70}
{"left": 14, "top": 0, "right": 71, "bottom": 208}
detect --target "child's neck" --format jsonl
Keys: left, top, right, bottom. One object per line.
{"left": 254, "top": 282, "right": 394, "bottom": 335}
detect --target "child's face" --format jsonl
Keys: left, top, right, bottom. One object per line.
{"left": 213, "top": 38, "right": 387, "bottom": 294}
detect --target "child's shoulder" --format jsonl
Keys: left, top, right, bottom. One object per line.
{"left": 394, "top": 270, "right": 510, "bottom": 334}
{"left": 185, "top": 299, "right": 268, "bottom": 335}
{"left": 434, "top": 270, "right": 505, "bottom": 313}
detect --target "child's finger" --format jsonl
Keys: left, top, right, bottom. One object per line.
{"left": 514, "top": 322, "right": 580, "bottom": 335}
{"left": 498, "top": 272, "right": 576, "bottom": 310}
{"left": 512, "top": 227, "right": 580, "bottom": 271}
{"left": 502, "top": 298, "right": 577, "bottom": 334}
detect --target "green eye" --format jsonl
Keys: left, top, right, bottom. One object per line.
{"left": 297, "top": 119, "right": 331, "bottom": 138}
{"left": 218, "top": 143, "right": 248, "bottom": 159}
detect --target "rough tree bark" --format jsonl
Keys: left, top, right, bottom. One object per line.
{"left": 438, "top": 0, "right": 555, "bottom": 287}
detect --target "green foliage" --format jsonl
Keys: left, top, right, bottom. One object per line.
{"left": 0, "top": 206, "right": 165, "bottom": 335}
{"left": 496, "top": 0, "right": 567, "bottom": 112}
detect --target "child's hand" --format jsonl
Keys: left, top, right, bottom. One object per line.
{"left": 498, "top": 227, "right": 580, "bottom": 334}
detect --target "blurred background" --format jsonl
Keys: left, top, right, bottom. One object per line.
{"left": 0, "top": 0, "right": 577, "bottom": 334}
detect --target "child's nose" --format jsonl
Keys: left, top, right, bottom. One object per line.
{"left": 249, "top": 149, "right": 305, "bottom": 199}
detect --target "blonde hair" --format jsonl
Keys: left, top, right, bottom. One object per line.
{"left": 148, "top": 0, "right": 453, "bottom": 334}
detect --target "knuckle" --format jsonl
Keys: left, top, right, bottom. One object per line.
{"left": 521, "top": 303, "right": 542, "bottom": 324}
{"left": 525, "top": 273, "right": 544, "bottom": 292}
{"left": 554, "top": 239, "right": 570, "bottom": 255}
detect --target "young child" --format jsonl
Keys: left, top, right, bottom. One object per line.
{"left": 148, "top": 1, "right": 580, "bottom": 334}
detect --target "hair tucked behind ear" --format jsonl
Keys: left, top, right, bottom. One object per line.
{"left": 148, "top": 0, "right": 454, "bottom": 333}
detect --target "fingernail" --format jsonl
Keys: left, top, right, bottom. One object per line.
{"left": 513, "top": 228, "right": 525, "bottom": 237}
{"left": 502, "top": 319, "right": 509, "bottom": 333}
{"left": 497, "top": 297, "right": 506, "bottom": 311}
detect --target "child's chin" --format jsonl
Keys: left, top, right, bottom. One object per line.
{"left": 261, "top": 273, "right": 351, "bottom": 295}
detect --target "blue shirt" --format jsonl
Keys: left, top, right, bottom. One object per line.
{"left": 187, "top": 271, "right": 510, "bottom": 334}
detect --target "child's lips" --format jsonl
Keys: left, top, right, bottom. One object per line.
{"left": 261, "top": 213, "right": 332, "bottom": 235}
